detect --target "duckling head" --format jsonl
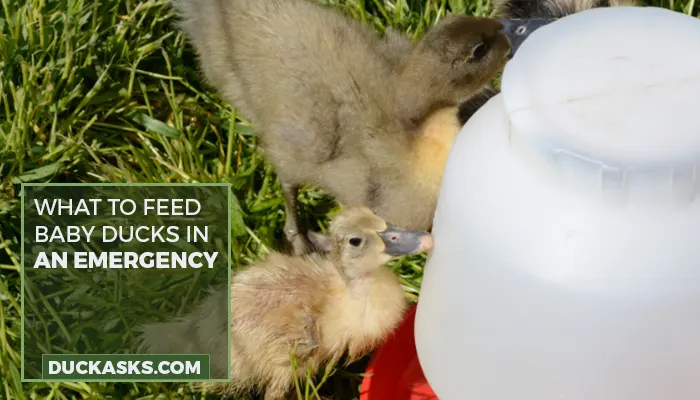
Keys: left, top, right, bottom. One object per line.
{"left": 394, "top": 16, "right": 511, "bottom": 128}
{"left": 308, "top": 207, "right": 433, "bottom": 277}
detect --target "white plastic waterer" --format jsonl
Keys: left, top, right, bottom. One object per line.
{"left": 415, "top": 6, "right": 700, "bottom": 400}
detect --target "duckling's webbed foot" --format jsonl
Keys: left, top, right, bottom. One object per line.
{"left": 281, "top": 182, "right": 313, "bottom": 255}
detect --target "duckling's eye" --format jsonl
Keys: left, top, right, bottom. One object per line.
{"left": 469, "top": 42, "right": 489, "bottom": 61}
{"left": 349, "top": 237, "right": 363, "bottom": 247}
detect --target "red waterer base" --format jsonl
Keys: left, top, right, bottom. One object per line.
{"left": 359, "top": 304, "right": 438, "bottom": 400}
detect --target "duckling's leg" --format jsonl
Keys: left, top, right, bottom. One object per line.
{"left": 281, "top": 182, "right": 312, "bottom": 255}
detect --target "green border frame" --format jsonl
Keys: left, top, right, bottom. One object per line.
{"left": 20, "top": 183, "right": 233, "bottom": 383}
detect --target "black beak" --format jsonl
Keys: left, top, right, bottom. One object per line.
{"left": 377, "top": 224, "right": 433, "bottom": 256}
{"left": 498, "top": 18, "right": 556, "bottom": 58}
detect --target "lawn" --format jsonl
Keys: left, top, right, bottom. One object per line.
{"left": 1, "top": 0, "right": 698, "bottom": 399}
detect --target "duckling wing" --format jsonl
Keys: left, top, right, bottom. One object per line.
{"left": 173, "top": 0, "right": 398, "bottom": 172}
{"left": 229, "top": 253, "right": 332, "bottom": 356}
{"left": 260, "top": 303, "right": 322, "bottom": 361}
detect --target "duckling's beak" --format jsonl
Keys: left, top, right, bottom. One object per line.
{"left": 498, "top": 18, "right": 556, "bottom": 58}
{"left": 377, "top": 224, "right": 434, "bottom": 256}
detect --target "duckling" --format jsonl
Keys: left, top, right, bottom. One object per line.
{"left": 139, "top": 207, "right": 432, "bottom": 400}
{"left": 170, "top": 0, "right": 522, "bottom": 254}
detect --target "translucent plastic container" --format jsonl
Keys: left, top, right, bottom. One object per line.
{"left": 414, "top": 6, "right": 700, "bottom": 400}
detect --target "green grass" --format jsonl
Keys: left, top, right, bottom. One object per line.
{"left": 1, "top": 0, "right": 698, "bottom": 399}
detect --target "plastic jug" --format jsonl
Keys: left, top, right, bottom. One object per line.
{"left": 414, "top": 6, "right": 700, "bottom": 400}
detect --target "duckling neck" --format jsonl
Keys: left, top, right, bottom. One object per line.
{"left": 341, "top": 261, "right": 388, "bottom": 281}
{"left": 347, "top": 268, "right": 381, "bottom": 281}
{"left": 408, "top": 106, "right": 462, "bottom": 193}
{"left": 392, "top": 58, "right": 444, "bottom": 129}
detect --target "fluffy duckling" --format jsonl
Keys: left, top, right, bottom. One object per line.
{"left": 140, "top": 207, "right": 433, "bottom": 400}
{"left": 171, "top": 0, "right": 522, "bottom": 254}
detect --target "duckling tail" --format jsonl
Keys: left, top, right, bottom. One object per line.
{"left": 494, "top": 0, "right": 639, "bottom": 19}
{"left": 167, "top": 0, "right": 264, "bottom": 119}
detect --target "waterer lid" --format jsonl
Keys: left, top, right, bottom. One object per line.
{"left": 501, "top": 7, "right": 700, "bottom": 172}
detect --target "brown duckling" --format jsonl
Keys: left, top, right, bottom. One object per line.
{"left": 171, "top": 0, "right": 523, "bottom": 254}
{"left": 140, "top": 207, "right": 432, "bottom": 400}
